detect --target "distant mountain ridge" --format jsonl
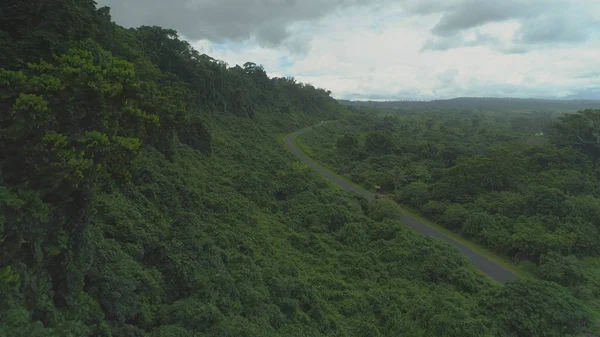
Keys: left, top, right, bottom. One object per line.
{"left": 337, "top": 97, "right": 600, "bottom": 112}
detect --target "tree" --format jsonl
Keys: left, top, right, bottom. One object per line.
{"left": 364, "top": 131, "right": 394, "bottom": 155}
{"left": 390, "top": 167, "right": 408, "bottom": 191}
{"left": 443, "top": 147, "right": 527, "bottom": 196}
{"left": 368, "top": 199, "right": 404, "bottom": 221}
{"left": 482, "top": 279, "right": 590, "bottom": 337}
{"left": 394, "top": 182, "right": 430, "bottom": 208}
{"left": 0, "top": 0, "right": 107, "bottom": 69}
{"left": 336, "top": 133, "right": 359, "bottom": 154}
{"left": 0, "top": 48, "right": 150, "bottom": 197}
{"left": 538, "top": 251, "right": 585, "bottom": 287}
{"left": 551, "top": 109, "right": 600, "bottom": 160}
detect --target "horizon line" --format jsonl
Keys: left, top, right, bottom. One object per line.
{"left": 335, "top": 96, "right": 600, "bottom": 103}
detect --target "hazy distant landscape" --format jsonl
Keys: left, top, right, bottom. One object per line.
{"left": 339, "top": 97, "right": 600, "bottom": 113}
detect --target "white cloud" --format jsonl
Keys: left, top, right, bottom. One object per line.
{"left": 188, "top": 1, "right": 600, "bottom": 100}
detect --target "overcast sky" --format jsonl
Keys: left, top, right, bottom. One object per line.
{"left": 99, "top": 0, "right": 600, "bottom": 101}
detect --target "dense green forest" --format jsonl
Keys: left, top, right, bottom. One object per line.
{"left": 299, "top": 107, "right": 600, "bottom": 318}
{"left": 0, "top": 1, "right": 597, "bottom": 336}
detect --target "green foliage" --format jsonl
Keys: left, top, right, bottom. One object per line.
{"left": 395, "top": 181, "right": 431, "bottom": 208}
{"left": 1, "top": 1, "right": 595, "bottom": 336}
{"left": 551, "top": 109, "right": 600, "bottom": 160}
{"left": 538, "top": 252, "right": 585, "bottom": 287}
{"left": 0, "top": 48, "right": 150, "bottom": 198}
{"left": 364, "top": 131, "right": 395, "bottom": 155}
{"left": 368, "top": 198, "right": 404, "bottom": 221}
{"left": 300, "top": 106, "right": 600, "bottom": 333}
{"left": 483, "top": 279, "right": 590, "bottom": 337}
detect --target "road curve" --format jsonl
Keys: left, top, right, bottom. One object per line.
{"left": 285, "top": 123, "right": 518, "bottom": 284}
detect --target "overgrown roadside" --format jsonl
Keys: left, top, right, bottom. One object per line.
{"left": 285, "top": 123, "right": 517, "bottom": 284}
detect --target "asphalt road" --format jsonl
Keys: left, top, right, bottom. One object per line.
{"left": 285, "top": 123, "right": 518, "bottom": 284}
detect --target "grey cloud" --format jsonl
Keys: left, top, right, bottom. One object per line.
{"left": 402, "top": 0, "right": 543, "bottom": 33}
{"left": 436, "top": 69, "right": 459, "bottom": 84}
{"left": 419, "top": 0, "right": 594, "bottom": 52}
{"left": 421, "top": 31, "right": 499, "bottom": 51}
{"left": 575, "top": 71, "right": 600, "bottom": 79}
{"left": 514, "top": 14, "right": 589, "bottom": 44}
{"left": 284, "top": 34, "right": 313, "bottom": 54}
{"left": 99, "top": 0, "right": 371, "bottom": 46}
{"left": 420, "top": 37, "right": 457, "bottom": 51}
{"left": 403, "top": 0, "right": 457, "bottom": 15}
{"left": 100, "top": 0, "right": 597, "bottom": 55}
{"left": 337, "top": 89, "right": 430, "bottom": 101}
{"left": 430, "top": 0, "right": 535, "bottom": 36}
{"left": 496, "top": 45, "right": 529, "bottom": 54}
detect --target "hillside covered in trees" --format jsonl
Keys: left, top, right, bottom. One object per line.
{"left": 0, "top": 1, "right": 597, "bottom": 336}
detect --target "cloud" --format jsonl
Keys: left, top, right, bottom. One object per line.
{"left": 575, "top": 71, "right": 600, "bottom": 79}
{"left": 427, "top": 0, "right": 542, "bottom": 36}
{"left": 436, "top": 69, "right": 459, "bottom": 84}
{"left": 513, "top": 13, "right": 589, "bottom": 45}
{"left": 100, "top": 0, "right": 600, "bottom": 100}
{"left": 98, "top": 0, "right": 374, "bottom": 46}
{"left": 421, "top": 31, "right": 501, "bottom": 52}
{"left": 414, "top": 0, "right": 598, "bottom": 52}
{"left": 99, "top": 0, "right": 600, "bottom": 55}
{"left": 203, "top": 2, "right": 599, "bottom": 100}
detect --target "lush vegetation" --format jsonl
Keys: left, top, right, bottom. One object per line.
{"left": 299, "top": 106, "right": 600, "bottom": 316}
{"left": 0, "top": 1, "right": 597, "bottom": 336}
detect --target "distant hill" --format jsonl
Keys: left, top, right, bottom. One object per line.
{"left": 337, "top": 97, "right": 600, "bottom": 113}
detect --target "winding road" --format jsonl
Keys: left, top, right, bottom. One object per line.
{"left": 285, "top": 123, "right": 517, "bottom": 284}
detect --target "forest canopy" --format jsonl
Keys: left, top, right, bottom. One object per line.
{"left": 0, "top": 1, "right": 598, "bottom": 336}
{"left": 299, "top": 105, "right": 600, "bottom": 321}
